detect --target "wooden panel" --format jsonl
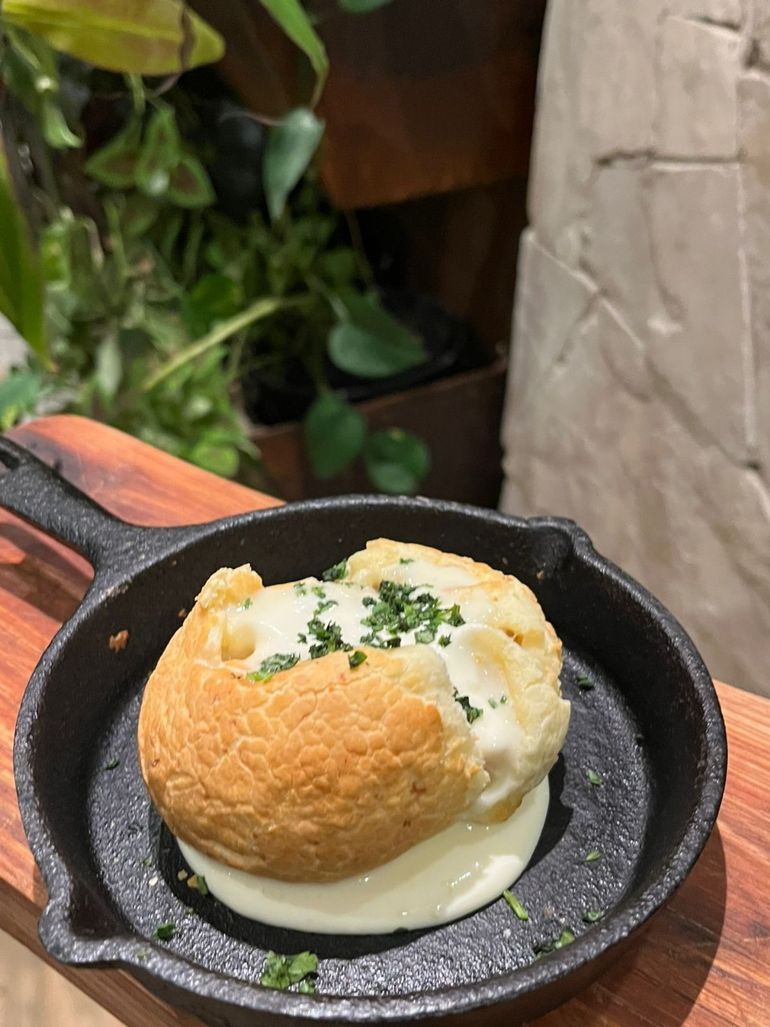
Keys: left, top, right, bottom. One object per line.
{"left": 0, "top": 416, "right": 767, "bottom": 1027}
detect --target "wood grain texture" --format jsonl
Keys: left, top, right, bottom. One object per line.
{"left": 0, "top": 415, "right": 768, "bottom": 1027}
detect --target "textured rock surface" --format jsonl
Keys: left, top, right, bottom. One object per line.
{"left": 502, "top": 3, "right": 770, "bottom": 696}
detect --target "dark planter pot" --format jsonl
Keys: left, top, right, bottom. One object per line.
{"left": 246, "top": 356, "right": 508, "bottom": 509}
{"left": 241, "top": 289, "right": 482, "bottom": 426}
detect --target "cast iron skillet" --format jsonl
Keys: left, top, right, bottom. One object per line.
{"left": 3, "top": 437, "right": 726, "bottom": 1026}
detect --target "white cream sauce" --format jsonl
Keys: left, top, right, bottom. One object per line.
{"left": 177, "top": 776, "right": 548, "bottom": 934}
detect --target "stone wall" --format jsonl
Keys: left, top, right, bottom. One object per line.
{"left": 500, "top": 0, "right": 770, "bottom": 696}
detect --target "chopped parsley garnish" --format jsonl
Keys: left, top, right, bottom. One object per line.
{"left": 585, "top": 849, "right": 601, "bottom": 863}
{"left": 453, "top": 689, "right": 483, "bottom": 724}
{"left": 104, "top": 758, "right": 120, "bottom": 770}
{"left": 293, "top": 582, "right": 308, "bottom": 595}
{"left": 502, "top": 890, "right": 529, "bottom": 920}
{"left": 322, "top": 560, "right": 347, "bottom": 582}
{"left": 586, "top": 769, "right": 603, "bottom": 787}
{"left": 489, "top": 697, "right": 498, "bottom": 708}
{"left": 577, "top": 673, "right": 594, "bottom": 690}
{"left": 187, "top": 874, "right": 209, "bottom": 896}
{"left": 248, "top": 653, "right": 300, "bottom": 682}
{"left": 348, "top": 650, "right": 367, "bottom": 669}
{"left": 297, "top": 632, "right": 307, "bottom": 644}
{"left": 152, "top": 922, "right": 176, "bottom": 942}
{"left": 311, "top": 585, "right": 326, "bottom": 598}
{"left": 141, "top": 855, "right": 153, "bottom": 868}
{"left": 242, "top": 597, "right": 253, "bottom": 610}
{"left": 399, "top": 557, "right": 414, "bottom": 565}
{"left": 583, "top": 909, "right": 605, "bottom": 923}
{"left": 438, "top": 634, "right": 451, "bottom": 647}
{"left": 315, "top": 598, "right": 338, "bottom": 615}
{"left": 499, "top": 694, "right": 508, "bottom": 704}
{"left": 359, "top": 580, "right": 465, "bottom": 647}
{"left": 260, "top": 950, "right": 318, "bottom": 992}
{"left": 307, "top": 618, "right": 352, "bottom": 659}
{"left": 534, "top": 928, "right": 574, "bottom": 955}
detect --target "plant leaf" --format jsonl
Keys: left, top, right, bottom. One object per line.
{"left": 328, "top": 292, "right": 425, "bottom": 378}
{"left": 338, "top": 0, "right": 394, "bottom": 11}
{"left": 257, "top": 0, "right": 328, "bottom": 105}
{"left": 94, "top": 335, "right": 122, "bottom": 401}
{"left": 0, "top": 144, "right": 47, "bottom": 362}
{"left": 363, "top": 429, "right": 430, "bottom": 494}
{"left": 0, "top": 366, "right": 41, "bottom": 430}
{"left": 2, "top": 0, "right": 225, "bottom": 75}
{"left": 144, "top": 296, "right": 300, "bottom": 390}
{"left": 263, "top": 107, "right": 324, "bottom": 222}
{"left": 182, "top": 273, "right": 243, "bottom": 337}
{"left": 304, "top": 393, "right": 365, "bottom": 479}
{"left": 84, "top": 120, "right": 142, "bottom": 188}
{"left": 166, "top": 155, "right": 216, "bottom": 209}
{"left": 136, "top": 105, "right": 180, "bottom": 198}
{"left": 39, "top": 92, "right": 81, "bottom": 148}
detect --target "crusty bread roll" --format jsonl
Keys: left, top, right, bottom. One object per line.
{"left": 137, "top": 540, "right": 569, "bottom": 882}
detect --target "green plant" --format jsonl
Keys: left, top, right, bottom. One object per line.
{"left": 0, "top": 0, "right": 431, "bottom": 493}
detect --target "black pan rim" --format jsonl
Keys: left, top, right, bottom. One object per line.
{"left": 13, "top": 495, "right": 728, "bottom": 1022}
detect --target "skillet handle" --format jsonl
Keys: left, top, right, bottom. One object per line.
{"left": 0, "top": 436, "right": 142, "bottom": 571}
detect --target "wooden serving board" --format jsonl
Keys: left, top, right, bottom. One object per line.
{"left": 0, "top": 415, "right": 767, "bottom": 1027}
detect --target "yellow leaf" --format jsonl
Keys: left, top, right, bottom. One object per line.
{"left": 3, "top": 0, "right": 225, "bottom": 75}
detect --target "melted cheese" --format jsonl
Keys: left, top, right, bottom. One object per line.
{"left": 177, "top": 776, "right": 548, "bottom": 934}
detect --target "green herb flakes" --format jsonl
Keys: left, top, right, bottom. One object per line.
{"left": 307, "top": 619, "right": 352, "bottom": 658}
{"left": 438, "top": 634, "right": 451, "bottom": 647}
{"left": 187, "top": 874, "right": 209, "bottom": 896}
{"left": 152, "top": 922, "right": 176, "bottom": 942}
{"left": 585, "top": 849, "right": 601, "bottom": 863}
{"left": 297, "top": 632, "right": 307, "bottom": 644}
{"left": 322, "top": 560, "right": 347, "bottom": 582}
{"left": 502, "top": 890, "right": 529, "bottom": 921}
{"left": 399, "top": 557, "right": 414, "bottom": 565}
{"left": 359, "top": 579, "right": 464, "bottom": 648}
{"left": 141, "top": 855, "right": 153, "bottom": 868}
{"left": 260, "top": 950, "right": 318, "bottom": 992}
{"left": 248, "top": 652, "right": 300, "bottom": 682}
{"left": 534, "top": 928, "right": 574, "bottom": 956}
{"left": 577, "top": 673, "right": 594, "bottom": 690}
{"left": 348, "top": 650, "right": 367, "bottom": 669}
{"left": 582, "top": 909, "right": 605, "bottom": 923}
{"left": 312, "top": 585, "right": 326, "bottom": 598}
{"left": 315, "top": 598, "right": 338, "bottom": 615}
{"left": 489, "top": 697, "right": 498, "bottom": 709}
{"left": 242, "top": 597, "right": 253, "bottom": 609}
{"left": 453, "top": 689, "right": 483, "bottom": 724}
{"left": 293, "top": 582, "right": 308, "bottom": 595}
{"left": 104, "top": 758, "right": 120, "bottom": 770}
{"left": 586, "top": 769, "right": 603, "bottom": 787}
{"left": 499, "top": 694, "right": 508, "bottom": 704}
{"left": 414, "top": 628, "right": 435, "bottom": 644}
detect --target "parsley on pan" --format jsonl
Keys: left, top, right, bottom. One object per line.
{"left": 583, "top": 909, "right": 605, "bottom": 923}
{"left": 577, "top": 674, "right": 594, "bottom": 691}
{"left": 533, "top": 928, "right": 574, "bottom": 956}
{"left": 502, "top": 890, "right": 529, "bottom": 921}
{"left": 585, "top": 849, "right": 601, "bottom": 863}
{"left": 152, "top": 922, "right": 176, "bottom": 942}
{"left": 586, "top": 769, "right": 603, "bottom": 787}
{"left": 260, "top": 950, "right": 318, "bottom": 992}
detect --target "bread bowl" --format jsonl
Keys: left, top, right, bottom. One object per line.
{"left": 137, "top": 539, "right": 570, "bottom": 883}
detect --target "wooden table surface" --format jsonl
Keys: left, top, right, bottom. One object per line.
{"left": 0, "top": 415, "right": 768, "bottom": 1027}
